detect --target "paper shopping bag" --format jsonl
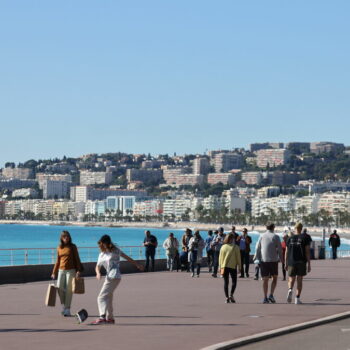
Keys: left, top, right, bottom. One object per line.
{"left": 45, "top": 283, "right": 56, "bottom": 307}
{"left": 72, "top": 277, "right": 85, "bottom": 294}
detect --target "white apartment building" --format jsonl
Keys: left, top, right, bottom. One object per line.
{"left": 36, "top": 173, "right": 72, "bottom": 189}
{"left": 212, "top": 153, "right": 243, "bottom": 172}
{"left": 162, "top": 166, "right": 192, "bottom": 184}
{"left": 163, "top": 199, "right": 192, "bottom": 219}
{"left": 295, "top": 195, "right": 320, "bottom": 215}
{"left": 70, "top": 186, "right": 93, "bottom": 201}
{"left": 317, "top": 192, "right": 350, "bottom": 215}
{"left": 241, "top": 172, "right": 263, "bottom": 185}
{"left": 43, "top": 180, "right": 71, "bottom": 199}
{"left": 256, "top": 149, "right": 291, "bottom": 168}
{"left": 2, "top": 167, "right": 33, "bottom": 179}
{"left": 207, "top": 173, "right": 236, "bottom": 186}
{"left": 193, "top": 157, "right": 210, "bottom": 175}
{"left": 257, "top": 186, "right": 280, "bottom": 198}
{"left": 133, "top": 200, "right": 163, "bottom": 217}
{"left": 252, "top": 195, "right": 296, "bottom": 217}
{"left": 80, "top": 171, "right": 113, "bottom": 186}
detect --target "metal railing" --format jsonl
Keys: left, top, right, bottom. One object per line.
{"left": 325, "top": 250, "right": 350, "bottom": 259}
{"left": 1, "top": 247, "right": 349, "bottom": 267}
{"left": 0, "top": 246, "right": 166, "bottom": 266}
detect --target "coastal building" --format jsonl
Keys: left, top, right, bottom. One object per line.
{"left": 212, "top": 153, "right": 243, "bottom": 172}
{"left": 43, "top": 180, "right": 71, "bottom": 199}
{"left": 163, "top": 199, "right": 192, "bottom": 219}
{"left": 0, "top": 179, "right": 37, "bottom": 191}
{"left": 2, "top": 167, "right": 33, "bottom": 179}
{"left": 36, "top": 173, "right": 73, "bottom": 189}
{"left": 166, "top": 174, "right": 205, "bottom": 187}
{"left": 126, "top": 169, "right": 163, "bottom": 185}
{"left": 79, "top": 170, "right": 113, "bottom": 186}
{"left": 207, "top": 173, "right": 236, "bottom": 186}
{"left": 70, "top": 186, "right": 93, "bottom": 201}
{"left": 285, "top": 142, "right": 311, "bottom": 154}
{"left": 162, "top": 166, "right": 192, "bottom": 184}
{"left": 193, "top": 157, "right": 210, "bottom": 175}
{"left": 310, "top": 142, "right": 345, "bottom": 155}
{"left": 317, "top": 192, "right": 350, "bottom": 215}
{"left": 295, "top": 195, "right": 320, "bottom": 216}
{"left": 241, "top": 172, "right": 263, "bottom": 185}
{"left": 257, "top": 186, "right": 280, "bottom": 198}
{"left": 256, "top": 149, "right": 291, "bottom": 168}
{"left": 133, "top": 200, "right": 163, "bottom": 218}
{"left": 106, "top": 196, "right": 136, "bottom": 215}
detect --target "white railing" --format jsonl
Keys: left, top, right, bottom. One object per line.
{"left": 325, "top": 250, "right": 350, "bottom": 259}
{"left": 0, "top": 246, "right": 165, "bottom": 266}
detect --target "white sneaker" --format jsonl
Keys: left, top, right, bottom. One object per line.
{"left": 287, "top": 289, "right": 293, "bottom": 303}
{"left": 295, "top": 297, "right": 302, "bottom": 305}
{"left": 191, "top": 273, "right": 195, "bottom": 278}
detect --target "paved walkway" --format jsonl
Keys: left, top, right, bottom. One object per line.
{"left": 1, "top": 259, "right": 350, "bottom": 350}
{"left": 238, "top": 317, "right": 350, "bottom": 350}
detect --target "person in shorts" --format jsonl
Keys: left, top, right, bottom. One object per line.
{"left": 285, "top": 223, "right": 311, "bottom": 304}
{"left": 253, "top": 223, "right": 282, "bottom": 304}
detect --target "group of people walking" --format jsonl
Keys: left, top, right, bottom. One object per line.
{"left": 51, "top": 223, "right": 340, "bottom": 324}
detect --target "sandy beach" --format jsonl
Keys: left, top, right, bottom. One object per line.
{"left": 1, "top": 219, "right": 350, "bottom": 239}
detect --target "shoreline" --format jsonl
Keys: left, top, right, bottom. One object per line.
{"left": 1, "top": 219, "right": 350, "bottom": 239}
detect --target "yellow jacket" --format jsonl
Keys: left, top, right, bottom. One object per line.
{"left": 219, "top": 244, "right": 242, "bottom": 270}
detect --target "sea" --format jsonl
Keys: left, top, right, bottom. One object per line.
{"left": 0, "top": 224, "right": 349, "bottom": 266}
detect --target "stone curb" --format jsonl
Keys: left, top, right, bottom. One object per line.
{"left": 201, "top": 310, "right": 350, "bottom": 350}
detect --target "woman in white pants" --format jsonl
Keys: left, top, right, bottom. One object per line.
{"left": 92, "top": 235, "right": 144, "bottom": 325}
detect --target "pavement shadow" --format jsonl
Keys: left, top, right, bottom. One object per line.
{"left": 0, "top": 329, "right": 96, "bottom": 333}
{"left": 107, "top": 323, "right": 239, "bottom": 327}
{"left": 0, "top": 314, "right": 41, "bottom": 316}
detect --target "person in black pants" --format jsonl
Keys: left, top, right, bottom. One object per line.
{"left": 329, "top": 230, "right": 340, "bottom": 259}
{"left": 143, "top": 230, "right": 158, "bottom": 271}
{"left": 237, "top": 228, "right": 252, "bottom": 278}
{"left": 211, "top": 228, "right": 225, "bottom": 278}
{"left": 219, "top": 233, "right": 242, "bottom": 303}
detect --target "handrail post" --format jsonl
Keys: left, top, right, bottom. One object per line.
{"left": 25, "top": 250, "right": 28, "bottom": 265}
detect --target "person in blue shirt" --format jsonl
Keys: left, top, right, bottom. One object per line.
{"left": 205, "top": 230, "right": 214, "bottom": 273}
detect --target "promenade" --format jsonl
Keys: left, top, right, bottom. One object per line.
{"left": 1, "top": 259, "right": 350, "bottom": 350}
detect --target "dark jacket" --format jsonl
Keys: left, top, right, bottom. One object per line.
{"left": 329, "top": 233, "right": 340, "bottom": 248}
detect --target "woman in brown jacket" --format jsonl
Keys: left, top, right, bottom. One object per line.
{"left": 51, "top": 231, "right": 84, "bottom": 316}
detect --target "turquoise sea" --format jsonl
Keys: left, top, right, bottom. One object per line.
{"left": 0, "top": 224, "right": 349, "bottom": 266}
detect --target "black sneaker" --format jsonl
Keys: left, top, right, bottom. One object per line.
{"left": 263, "top": 297, "right": 270, "bottom": 304}
{"left": 229, "top": 296, "right": 236, "bottom": 303}
{"left": 268, "top": 295, "right": 276, "bottom": 304}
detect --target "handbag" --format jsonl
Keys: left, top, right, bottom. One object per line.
{"left": 72, "top": 277, "right": 85, "bottom": 294}
{"left": 45, "top": 283, "right": 57, "bottom": 307}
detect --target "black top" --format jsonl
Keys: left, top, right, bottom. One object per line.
{"left": 287, "top": 234, "right": 310, "bottom": 265}
{"left": 144, "top": 235, "right": 158, "bottom": 251}
{"left": 329, "top": 233, "right": 340, "bottom": 248}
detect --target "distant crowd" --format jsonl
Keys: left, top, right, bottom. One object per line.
{"left": 49, "top": 224, "right": 342, "bottom": 324}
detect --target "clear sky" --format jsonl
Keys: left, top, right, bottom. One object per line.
{"left": 0, "top": 1, "right": 349, "bottom": 166}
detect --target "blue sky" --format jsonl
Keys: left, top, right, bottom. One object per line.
{"left": 0, "top": 1, "right": 349, "bottom": 166}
